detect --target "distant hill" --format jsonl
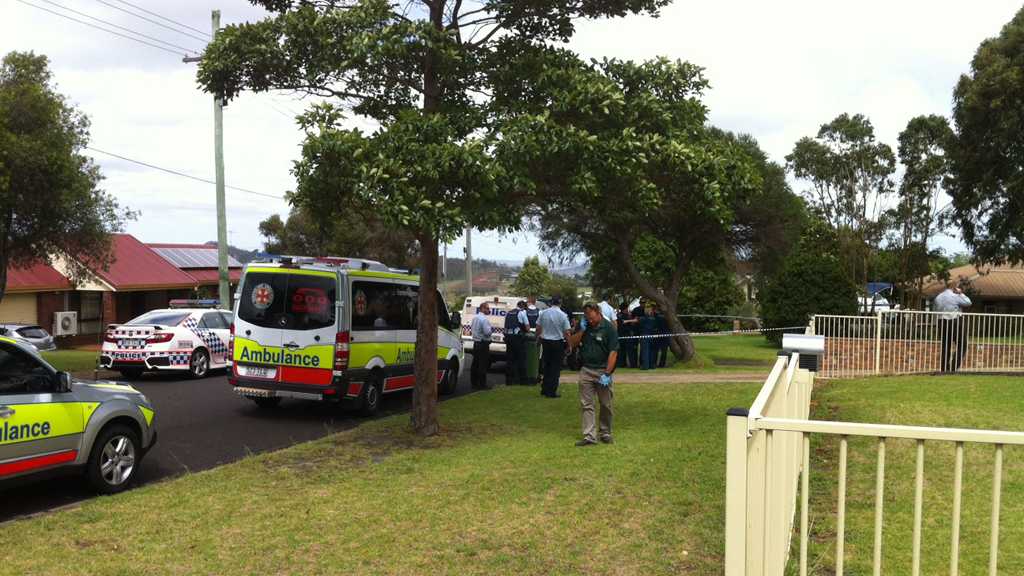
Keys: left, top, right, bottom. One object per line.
{"left": 204, "top": 242, "right": 260, "bottom": 264}
{"left": 552, "top": 261, "right": 590, "bottom": 278}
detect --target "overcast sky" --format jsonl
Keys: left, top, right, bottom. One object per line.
{"left": 2, "top": 0, "right": 1020, "bottom": 262}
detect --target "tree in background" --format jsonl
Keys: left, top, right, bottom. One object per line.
{"left": 882, "top": 115, "right": 954, "bottom": 306}
{"left": 509, "top": 256, "right": 551, "bottom": 299}
{"left": 545, "top": 274, "right": 581, "bottom": 313}
{"left": 198, "top": 0, "right": 671, "bottom": 435}
{"left": 0, "top": 52, "right": 131, "bottom": 302}
{"left": 947, "top": 7, "right": 1024, "bottom": 264}
{"left": 760, "top": 220, "right": 858, "bottom": 343}
{"left": 786, "top": 113, "right": 896, "bottom": 290}
{"left": 502, "top": 57, "right": 761, "bottom": 361}
{"left": 259, "top": 207, "right": 418, "bottom": 270}
{"left": 676, "top": 259, "right": 743, "bottom": 332}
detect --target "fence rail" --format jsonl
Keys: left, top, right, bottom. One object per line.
{"left": 724, "top": 353, "right": 1023, "bottom": 576}
{"left": 811, "top": 310, "right": 1024, "bottom": 378}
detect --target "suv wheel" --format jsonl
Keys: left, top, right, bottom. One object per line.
{"left": 189, "top": 349, "right": 210, "bottom": 379}
{"left": 360, "top": 372, "right": 382, "bottom": 416}
{"left": 86, "top": 424, "right": 141, "bottom": 494}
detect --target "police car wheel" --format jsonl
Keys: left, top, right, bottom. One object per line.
{"left": 253, "top": 396, "right": 281, "bottom": 409}
{"left": 439, "top": 360, "right": 458, "bottom": 395}
{"left": 189, "top": 349, "right": 210, "bottom": 379}
{"left": 360, "top": 373, "right": 382, "bottom": 416}
{"left": 86, "top": 424, "right": 141, "bottom": 494}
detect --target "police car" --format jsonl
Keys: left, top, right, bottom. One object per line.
{"left": 100, "top": 300, "right": 232, "bottom": 379}
{"left": 0, "top": 336, "right": 157, "bottom": 493}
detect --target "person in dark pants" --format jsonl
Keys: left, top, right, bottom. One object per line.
{"left": 638, "top": 304, "right": 657, "bottom": 370}
{"left": 935, "top": 281, "right": 972, "bottom": 372}
{"left": 654, "top": 304, "right": 670, "bottom": 368}
{"left": 470, "top": 302, "right": 493, "bottom": 389}
{"left": 617, "top": 302, "right": 638, "bottom": 368}
{"left": 504, "top": 301, "right": 529, "bottom": 385}
{"left": 536, "top": 296, "right": 571, "bottom": 397}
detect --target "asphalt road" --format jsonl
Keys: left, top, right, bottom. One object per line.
{"left": 0, "top": 360, "right": 508, "bottom": 523}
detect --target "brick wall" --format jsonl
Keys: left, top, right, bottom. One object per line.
{"left": 822, "top": 337, "right": 1024, "bottom": 377}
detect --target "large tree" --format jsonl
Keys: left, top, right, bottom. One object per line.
{"left": 197, "top": 0, "right": 671, "bottom": 435}
{"left": 259, "top": 206, "right": 418, "bottom": 269}
{"left": 786, "top": 113, "right": 896, "bottom": 289}
{"left": 0, "top": 52, "right": 130, "bottom": 302}
{"left": 509, "top": 255, "right": 550, "bottom": 299}
{"left": 883, "top": 114, "right": 953, "bottom": 306}
{"left": 498, "top": 57, "right": 761, "bottom": 361}
{"left": 947, "top": 7, "right": 1024, "bottom": 264}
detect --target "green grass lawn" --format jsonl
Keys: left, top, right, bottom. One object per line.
{"left": 40, "top": 349, "right": 99, "bottom": 373}
{"left": 614, "top": 334, "right": 780, "bottom": 374}
{"left": 798, "top": 375, "right": 1024, "bottom": 575}
{"left": 2, "top": 380, "right": 762, "bottom": 575}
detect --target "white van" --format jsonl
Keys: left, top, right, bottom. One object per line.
{"left": 460, "top": 295, "right": 546, "bottom": 359}
{"left": 230, "top": 256, "right": 464, "bottom": 414}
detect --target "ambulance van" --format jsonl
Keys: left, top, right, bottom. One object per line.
{"left": 229, "top": 256, "right": 464, "bottom": 415}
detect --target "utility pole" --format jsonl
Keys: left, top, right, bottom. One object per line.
{"left": 465, "top": 227, "right": 473, "bottom": 297}
{"left": 184, "top": 10, "right": 230, "bottom": 310}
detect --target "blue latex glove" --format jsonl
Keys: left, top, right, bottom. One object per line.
{"left": 599, "top": 372, "right": 612, "bottom": 387}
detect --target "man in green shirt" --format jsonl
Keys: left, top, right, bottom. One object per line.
{"left": 568, "top": 302, "right": 619, "bottom": 446}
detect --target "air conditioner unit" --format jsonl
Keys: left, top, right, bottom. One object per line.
{"left": 54, "top": 311, "right": 78, "bottom": 337}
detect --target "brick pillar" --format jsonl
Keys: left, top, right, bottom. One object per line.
{"left": 102, "top": 291, "right": 116, "bottom": 327}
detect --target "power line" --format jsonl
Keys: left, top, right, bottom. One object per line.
{"left": 33, "top": 0, "right": 201, "bottom": 55}
{"left": 14, "top": 0, "right": 187, "bottom": 57}
{"left": 92, "top": 0, "right": 211, "bottom": 43}
{"left": 86, "top": 146, "right": 285, "bottom": 200}
{"left": 106, "top": 0, "right": 212, "bottom": 39}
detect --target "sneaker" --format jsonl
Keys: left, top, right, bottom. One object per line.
{"left": 575, "top": 439, "right": 597, "bottom": 447}
{"left": 600, "top": 435, "right": 614, "bottom": 444}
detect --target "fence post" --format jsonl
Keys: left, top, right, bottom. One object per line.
{"left": 875, "top": 310, "right": 883, "bottom": 375}
{"left": 725, "top": 408, "right": 750, "bottom": 576}
{"left": 807, "top": 316, "right": 815, "bottom": 336}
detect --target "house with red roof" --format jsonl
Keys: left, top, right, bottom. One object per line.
{"left": 0, "top": 234, "right": 243, "bottom": 345}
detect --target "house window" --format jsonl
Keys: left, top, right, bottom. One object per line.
{"left": 80, "top": 292, "right": 103, "bottom": 335}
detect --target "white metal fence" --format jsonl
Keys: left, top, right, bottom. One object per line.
{"left": 725, "top": 353, "right": 1024, "bottom": 576}
{"left": 811, "top": 310, "right": 1024, "bottom": 378}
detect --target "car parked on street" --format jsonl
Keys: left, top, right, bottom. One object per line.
{"left": 0, "top": 336, "right": 157, "bottom": 493}
{"left": 0, "top": 324, "right": 56, "bottom": 351}
{"left": 99, "top": 300, "right": 232, "bottom": 379}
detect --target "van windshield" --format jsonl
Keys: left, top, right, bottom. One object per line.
{"left": 238, "top": 271, "right": 336, "bottom": 330}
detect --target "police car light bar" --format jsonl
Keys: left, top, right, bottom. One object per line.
{"left": 168, "top": 299, "right": 220, "bottom": 309}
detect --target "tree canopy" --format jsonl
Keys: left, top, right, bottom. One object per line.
{"left": 948, "top": 6, "right": 1024, "bottom": 264}
{"left": 499, "top": 56, "right": 761, "bottom": 360}
{"left": 259, "top": 207, "right": 418, "bottom": 270}
{"left": 197, "top": 0, "right": 672, "bottom": 435}
{"left": 509, "top": 256, "right": 550, "bottom": 298}
{"left": 0, "top": 51, "right": 130, "bottom": 301}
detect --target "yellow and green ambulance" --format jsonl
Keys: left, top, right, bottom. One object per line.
{"left": 229, "top": 256, "right": 464, "bottom": 414}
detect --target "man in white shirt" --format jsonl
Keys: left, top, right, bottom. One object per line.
{"left": 470, "top": 302, "right": 494, "bottom": 389}
{"left": 598, "top": 299, "right": 616, "bottom": 325}
{"left": 934, "top": 281, "right": 972, "bottom": 372}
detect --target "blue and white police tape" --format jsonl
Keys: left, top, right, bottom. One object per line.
{"left": 617, "top": 326, "right": 806, "bottom": 340}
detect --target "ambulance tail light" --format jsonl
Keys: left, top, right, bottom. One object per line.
{"left": 147, "top": 332, "right": 174, "bottom": 344}
{"left": 228, "top": 323, "right": 234, "bottom": 358}
{"left": 335, "top": 331, "right": 350, "bottom": 371}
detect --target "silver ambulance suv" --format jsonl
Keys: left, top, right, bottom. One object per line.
{"left": 0, "top": 337, "right": 157, "bottom": 493}
{"left": 230, "top": 256, "right": 464, "bottom": 415}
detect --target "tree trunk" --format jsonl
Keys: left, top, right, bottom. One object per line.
{"left": 411, "top": 233, "right": 440, "bottom": 436}
{"left": 650, "top": 290, "right": 694, "bottom": 362}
